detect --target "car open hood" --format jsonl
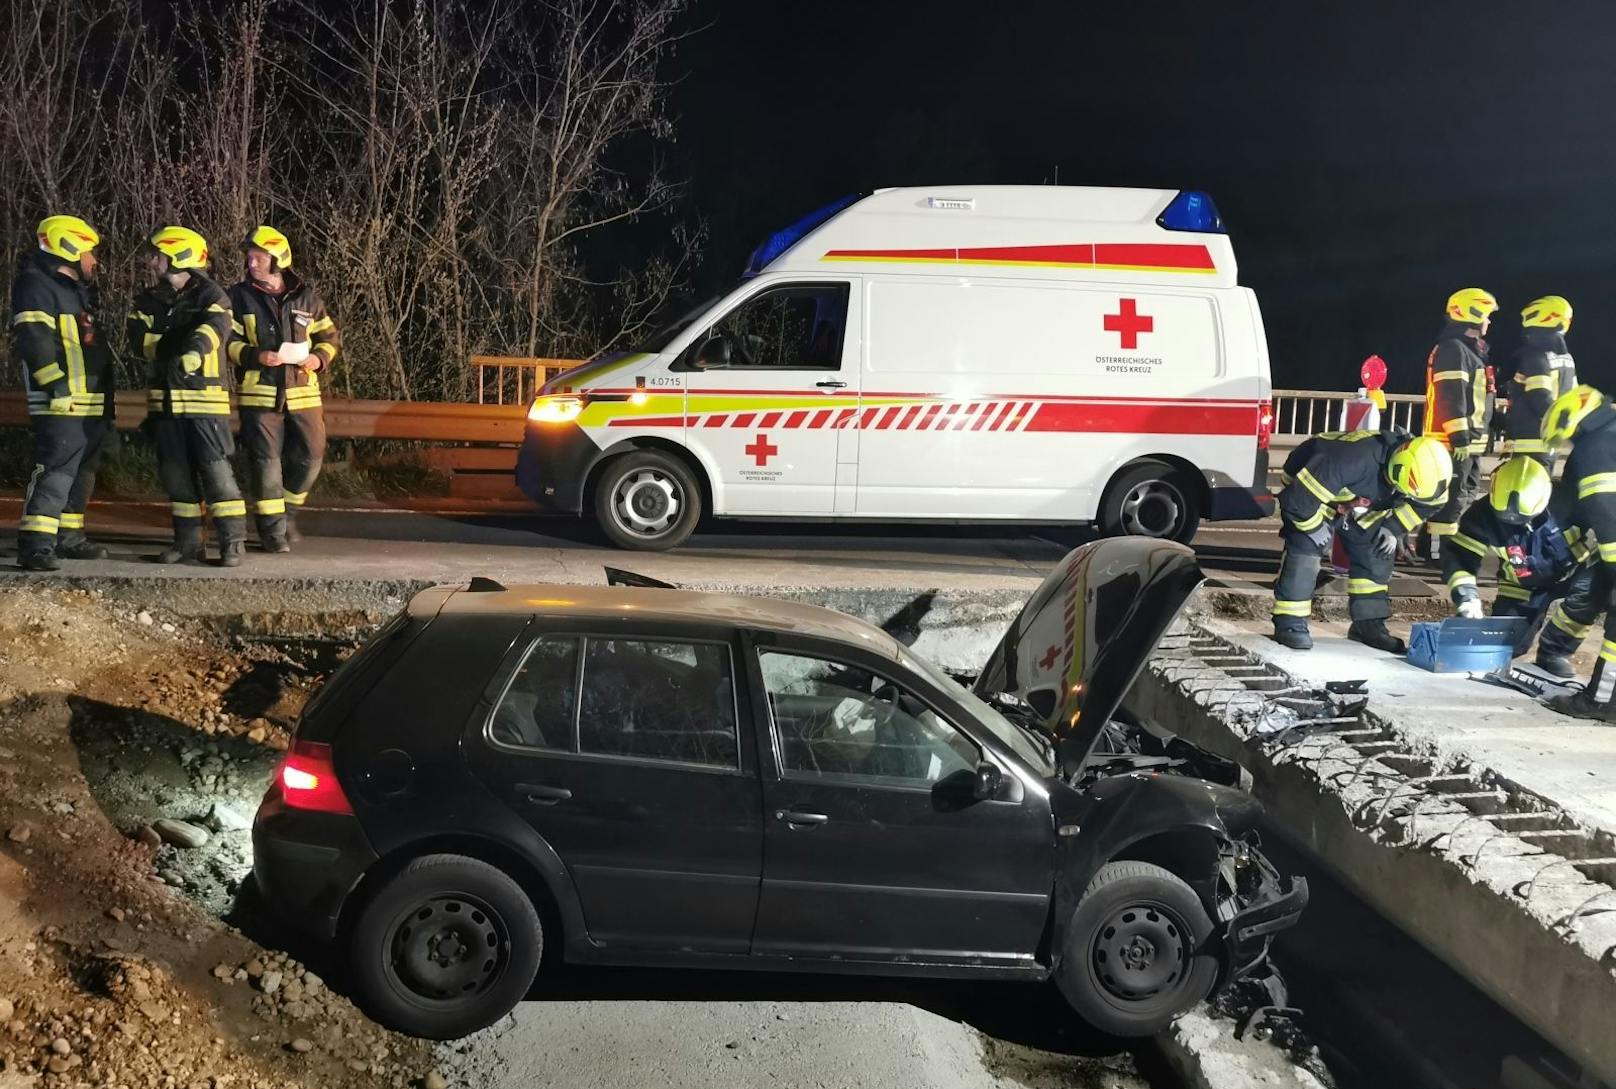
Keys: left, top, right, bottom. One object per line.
{"left": 972, "top": 538, "right": 1204, "bottom": 771}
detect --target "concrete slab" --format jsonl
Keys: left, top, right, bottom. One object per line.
{"left": 1130, "top": 619, "right": 1616, "bottom": 1088}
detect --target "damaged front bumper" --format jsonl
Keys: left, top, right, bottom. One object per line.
{"left": 1219, "top": 842, "right": 1309, "bottom": 982}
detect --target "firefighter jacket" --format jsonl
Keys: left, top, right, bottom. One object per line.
{"left": 127, "top": 275, "right": 233, "bottom": 417}
{"left": 9, "top": 251, "right": 113, "bottom": 418}
{"left": 1423, "top": 322, "right": 1489, "bottom": 456}
{"left": 1562, "top": 402, "right": 1616, "bottom": 581}
{"left": 227, "top": 272, "right": 339, "bottom": 413}
{"left": 1278, "top": 430, "right": 1446, "bottom": 536}
{"left": 1442, "top": 492, "right": 1588, "bottom": 608}
{"left": 1506, "top": 330, "right": 1577, "bottom": 455}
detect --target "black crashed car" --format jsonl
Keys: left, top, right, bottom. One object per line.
{"left": 253, "top": 537, "right": 1305, "bottom": 1039}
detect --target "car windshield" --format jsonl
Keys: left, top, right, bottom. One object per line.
{"left": 899, "top": 649, "right": 1056, "bottom": 776}
{"left": 629, "top": 286, "right": 735, "bottom": 355}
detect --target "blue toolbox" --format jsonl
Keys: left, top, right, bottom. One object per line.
{"left": 1407, "top": 617, "right": 1529, "bottom": 673}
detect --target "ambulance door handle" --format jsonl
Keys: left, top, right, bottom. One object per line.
{"left": 815, "top": 380, "right": 847, "bottom": 389}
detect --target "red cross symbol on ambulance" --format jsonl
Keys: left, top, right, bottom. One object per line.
{"left": 1104, "top": 298, "right": 1154, "bottom": 349}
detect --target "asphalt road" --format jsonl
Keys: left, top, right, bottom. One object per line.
{"left": 0, "top": 496, "right": 1287, "bottom": 590}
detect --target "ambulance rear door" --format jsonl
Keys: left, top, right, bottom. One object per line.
{"left": 680, "top": 277, "right": 862, "bottom": 515}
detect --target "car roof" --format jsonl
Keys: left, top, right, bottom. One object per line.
{"left": 411, "top": 584, "right": 906, "bottom": 657}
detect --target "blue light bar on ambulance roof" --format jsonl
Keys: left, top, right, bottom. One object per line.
{"left": 744, "top": 193, "right": 863, "bottom": 277}
{"left": 1157, "top": 190, "right": 1226, "bottom": 234}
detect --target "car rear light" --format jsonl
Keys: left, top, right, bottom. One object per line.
{"left": 1256, "top": 399, "right": 1273, "bottom": 451}
{"left": 277, "top": 740, "right": 353, "bottom": 815}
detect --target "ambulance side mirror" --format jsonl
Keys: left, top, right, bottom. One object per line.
{"left": 694, "top": 335, "right": 732, "bottom": 369}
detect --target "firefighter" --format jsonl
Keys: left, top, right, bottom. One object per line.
{"left": 128, "top": 227, "right": 246, "bottom": 567}
{"left": 227, "top": 226, "right": 340, "bottom": 551}
{"left": 1538, "top": 386, "right": 1616, "bottom": 720}
{"left": 11, "top": 215, "right": 116, "bottom": 571}
{"left": 1272, "top": 431, "right": 1454, "bottom": 653}
{"left": 1441, "top": 455, "right": 1593, "bottom": 667}
{"left": 1504, "top": 296, "right": 1576, "bottom": 465}
{"left": 1421, "top": 287, "right": 1497, "bottom": 559}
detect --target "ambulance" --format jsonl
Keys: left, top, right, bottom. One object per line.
{"left": 516, "top": 185, "right": 1276, "bottom": 550}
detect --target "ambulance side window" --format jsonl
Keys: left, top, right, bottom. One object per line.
{"left": 696, "top": 283, "right": 849, "bottom": 370}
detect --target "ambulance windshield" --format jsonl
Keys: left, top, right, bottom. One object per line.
{"left": 629, "top": 287, "right": 733, "bottom": 354}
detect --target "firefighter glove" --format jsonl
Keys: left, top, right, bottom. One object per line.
{"left": 1305, "top": 523, "right": 1334, "bottom": 552}
{"left": 1373, "top": 525, "right": 1400, "bottom": 558}
{"left": 1457, "top": 599, "right": 1483, "bottom": 619}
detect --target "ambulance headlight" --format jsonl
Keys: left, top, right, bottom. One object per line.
{"left": 528, "top": 395, "right": 585, "bottom": 424}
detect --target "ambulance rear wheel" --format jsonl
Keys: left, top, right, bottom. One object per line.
{"left": 1099, "top": 463, "right": 1200, "bottom": 544}
{"left": 593, "top": 450, "right": 702, "bottom": 551}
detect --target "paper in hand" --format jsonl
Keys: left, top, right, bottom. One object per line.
{"left": 277, "top": 341, "right": 310, "bottom": 364}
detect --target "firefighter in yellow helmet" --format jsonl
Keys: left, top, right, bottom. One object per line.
{"left": 1272, "top": 431, "right": 1452, "bottom": 653}
{"left": 1420, "top": 288, "right": 1497, "bottom": 559}
{"left": 1504, "top": 296, "right": 1576, "bottom": 465}
{"left": 1535, "top": 386, "right": 1616, "bottom": 721}
{"left": 11, "top": 215, "right": 115, "bottom": 570}
{"left": 227, "top": 226, "right": 341, "bottom": 551}
{"left": 127, "top": 227, "right": 247, "bottom": 566}
{"left": 1441, "top": 456, "right": 1593, "bottom": 667}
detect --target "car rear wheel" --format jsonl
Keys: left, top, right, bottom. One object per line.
{"left": 1097, "top": 462, "right": 1201, "bottom": 544}
{"left": 593, "top": 449, "right": 702, "bottom": 551}
{"left": 1056, "top": 860, "right": 1218, "bottom": 1037}
{"left": 350, "top": 854, "right": 541, "bottom": 1039}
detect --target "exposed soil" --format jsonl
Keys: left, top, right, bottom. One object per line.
{"left": 0, "top": 586, "right": 449, "bottom": 1088}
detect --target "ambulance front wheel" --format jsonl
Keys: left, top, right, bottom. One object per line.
{"left": 593, "top": 449, "right": 703, "bottom": 551}
{"left": 1098, "top": 462, "right": 1200, "bottom": 544}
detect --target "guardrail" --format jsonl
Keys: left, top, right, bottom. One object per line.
{"left": 0, "top": 391, "right": 527, "bottom": 443}
{"left": 470, "top": 356, "right": 582, "bottom": 406}
{"left": 1271, "top": 389, "right": 1426, "bottom": 436}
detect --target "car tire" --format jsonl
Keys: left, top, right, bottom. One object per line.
{"left": 1055, "top": 860, "right": 1219, "bottom": 1037}
{"left": 1097, "top": 462, "right": 1201, "bottom": 544}
{"left": 349, "top": 854, "right": 541, "bottom": 1040}
{"left": 593, "top": 449, "right": 702, "bottom": 551}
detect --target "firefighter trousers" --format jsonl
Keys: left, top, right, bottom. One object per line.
{"left": 1272, "top": 516, "right": 1395, "bottom": 629}
{"left": 19, "top": 416, "right": 109, "bottom": 558}
{"left": 1496, "top": 561, "right": 1595, "bottom": 658}
{"left": 1427, "top": 454, "right": 1482, "bottom": 538}
{"left": 1534, "top": 559, "right": 1616, "bottom": 700}
{"left": 240, "top": 407, "right": 325, "bottom": 541}
{"left": 153, "top": 417, "right": 246, "bottom": 551}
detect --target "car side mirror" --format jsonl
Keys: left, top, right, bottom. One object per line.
{"left": 971, "top": 761, "right": 1002, "bottom": 801}
{"left": 694, "top": 335, "right": 732, "bottom": 369}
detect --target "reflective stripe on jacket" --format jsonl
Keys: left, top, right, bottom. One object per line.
{"left": 10, "top": 251, "right": 113, "bottom": 418}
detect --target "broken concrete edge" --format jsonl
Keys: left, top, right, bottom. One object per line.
{"left": 1156, "top": 1008, "right": 1328, "bottom": 1089}
{"left": 1134, "top": 620, "right": 1616, "bottom": 1089}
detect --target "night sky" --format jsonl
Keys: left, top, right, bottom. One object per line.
{"left": 656, "top": 0, "right": 1616, "bottom": 394}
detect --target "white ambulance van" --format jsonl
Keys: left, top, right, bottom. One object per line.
{"left": 516, "top": 186, "right": 1275, "bottom": 550}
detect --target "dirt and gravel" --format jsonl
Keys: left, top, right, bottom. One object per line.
{"left": 0, "top": 585, "right": 448, "bottom": 1089}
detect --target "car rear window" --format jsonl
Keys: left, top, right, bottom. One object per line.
{"left": 296, "top": 612, "right": 420, "bottom": 741}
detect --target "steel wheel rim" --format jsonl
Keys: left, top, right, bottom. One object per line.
{"left": 1120, "top": 479, "right": 1184, "bottom": 538}
{"left": 612, "top": 468, "right": 682, "bottom": 537}
{"left": 388, "top": 893, "right": 510, "bottom": 1002}
{"left": 1090, "top": 899, "right": 1191, "bottom": 1002}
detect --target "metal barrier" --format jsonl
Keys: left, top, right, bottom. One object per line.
{"left": 470, "top": 356, "right": 582, "bottom": 406}
{"left": 1271, "top": 389, "right": 1426, "bottom": 436}
{"left": 0, "top": 391, "right": 526, "bottom": 443}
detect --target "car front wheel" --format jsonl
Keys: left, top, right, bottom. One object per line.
{"left": 1056, "top": 860, "right": 1219, "bottom": 1037}
{"left": 593, "top": 449, "right": 703, "bottom": 551}
{"left": 349, "top": 854, "right": 541, "bottom": 1039}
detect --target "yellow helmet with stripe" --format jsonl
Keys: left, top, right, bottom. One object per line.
{"left": 1521, "top": 295, "right": 1572, "bottom": 334}
{"left": 1489, "top": 456, "right": 1551, "bottom": 525}
{"left": 1446, "top": 287, "right": 1498, "bottom": 324}
{"left": 1386, "top": 435, "right": 1453, "bottom": 503}
{"left": 36, "top": 215, "right": 100, "bottom": 261}
{"left": 244, "top": 224, "right": 292, "bottom": 269}
{"left": 1542, "top": 385, "right": 1606, "bottom": 448}
{"left": 149, "top": 226, "right": 209, "bottom": 270}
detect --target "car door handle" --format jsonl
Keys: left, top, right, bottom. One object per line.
{"left": 814, "top": 380, "right": 847, "bottom": 389}
{"left": 776, "top": 810, "right": 828, "bottom": 826}
{"left": 518, "top": 783, "right": 572, "bottom": 806}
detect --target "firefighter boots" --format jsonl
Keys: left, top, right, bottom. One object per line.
{"left": 1535, "top": 651, "right": 1577, "bottom": 679}
{"left": 19, "top": 550, "right": 61, "bottom": 572}
{"left": 1349, "top": 619, "right": 1406, "bottom": 655}
{"left": 1271, "top": 622, "right": 1313, "bottom": 651}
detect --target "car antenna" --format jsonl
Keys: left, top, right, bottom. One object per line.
{"left": 604, "top": 567, "right": 677, "bottom": 589}
{"left": 467, "top": 576, "right": 506, "bottom": 592}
